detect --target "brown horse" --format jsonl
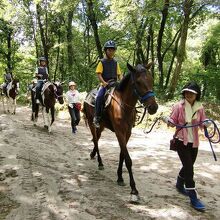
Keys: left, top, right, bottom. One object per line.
{"left": 83, "top": 63, "right": 158, "bottom": 202}
{"left": 31, "top": 81, "right": 64, "bottom": 132}
{"left": 0, "top": 79, "right": 20, "bottom": 114}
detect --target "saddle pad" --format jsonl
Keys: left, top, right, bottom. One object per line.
{"left": 41, "top": 82, "right": 53, "bottom": 94}
{"left": 84, "top": 87, "right": 116, "bottom": 108}
{"left": 84, "top": 88, "right": 97, "bottom": 107}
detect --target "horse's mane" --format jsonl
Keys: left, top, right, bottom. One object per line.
{"left": 116, "top": 72, "right": 131, "bottom": 92}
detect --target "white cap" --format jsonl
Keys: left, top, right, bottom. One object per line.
{"left": 69, "top": 81, "right": 76, "bottom": 87}
{"left": 181, "top": 88, "right": 198, "bottom": 94}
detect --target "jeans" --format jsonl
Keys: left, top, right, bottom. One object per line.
{"left": 68, "top": 106, "right": 80, "bottom": 131}
{"left": 35, "top": 80, "right": 44, "bottom": 99}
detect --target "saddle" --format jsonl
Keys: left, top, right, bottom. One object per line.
{"left": 41, "top": 81, "right": 54, "bottom": 104}
{"left": 84, "top": 83, "right": 117, "bottom": 108}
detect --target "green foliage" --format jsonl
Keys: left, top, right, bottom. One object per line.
{"left": 0, "top": 0, "right": 219, "bottom": 101}
{"left": 200, "top": 22, "right": 220, "bottom": 101}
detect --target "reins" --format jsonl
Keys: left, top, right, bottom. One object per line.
{"left": 144, "top": 117, "right": 220, "bottom": 161}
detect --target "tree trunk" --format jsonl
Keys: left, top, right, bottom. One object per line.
{"left": 36, "top": 3, "right": 49, "bottom": 67}
{"left": 6, "top": 27, "right": 12, "bottom": 71}
{"left": 164, "top": 32, "right": 181, "bottom": 89}
{"left": 85, "top": 0, "right": 103, "bottom": 59}
{"left": 66, "top": 10, "right": 74, "bottom": 76}
{"left": 157, "top": 0, "right": 169, "bottom": 89}
{"left": 167, "top": 0, "right": 193, "bottom": 99}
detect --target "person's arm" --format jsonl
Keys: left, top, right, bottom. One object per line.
{"left": 97, "top": 74, "right": 108, "bottom": 87}
{"left": 96, "top": 61, "right": 108, "bottom": 87}
{"left": 35, "top": 67, "right": 42, "bottom": 78}
{"left": 117, "top": 63, "right": 122, "bottom": 80}
{"left": 162, "top": 104, "right": 180, "bottom": 127}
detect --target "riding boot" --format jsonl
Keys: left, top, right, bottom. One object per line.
{"left": 93, "top": 96, "right": 103, "bottom": 128}
{"left": 186, "top": 189, "right": 205, "bottom": 211}
{"left": 176, "top": 175, "right": 188, "bottom": 196}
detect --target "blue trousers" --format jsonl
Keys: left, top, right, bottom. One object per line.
{"left": 95, "top": 86, "right": 106, "bottom": 117}
{"left": 68, "top": 106, "right": 80, "bottom": 131}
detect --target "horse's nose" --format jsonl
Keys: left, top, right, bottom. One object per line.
{"left": 148, "top": 103, "right": 158, "bottom": 115}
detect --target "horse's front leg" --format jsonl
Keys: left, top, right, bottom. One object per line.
{"left": 12, "top": 98, "right": 16, "bottom": 114}
{"left": 116, "top": 132, "right": 139, "bottom": 203}
{"left": 6, "top": 98, "right": 10, "bottom": 113}
{"left": 117, "top": 151, "right": 125, "bottom": 186}
{"left": 42, "top": 107, "right": 47, "bottom": 127}
{"left": 2, "top": 96, "right": 6, "bottom": 113}
{"left": 42, "top": 107, "right": 51, "bottom": 132}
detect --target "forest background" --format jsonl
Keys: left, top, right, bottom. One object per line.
{"left": 0, "top": 0, "right": 219, "bottom": 104}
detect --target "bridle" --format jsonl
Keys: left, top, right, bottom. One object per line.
{"left": 53, "top": 84, "right": 63, "bottom": 100}
{"left": 130, "top": 69, "right": 155, "bottom": 104}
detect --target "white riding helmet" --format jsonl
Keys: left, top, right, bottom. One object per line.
{"left": 69, "top": 81, "right": 76, "bottom": 87}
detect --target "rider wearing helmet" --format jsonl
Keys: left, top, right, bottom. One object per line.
{"left": 2, "top": 68, "right": 13, "bottom": 94}
{"left": 35, "top": 57, "right": 49, "bottom": 104}
{"left": 66, "top": 81, "right": 81, "bottom": 134}
{"left": 93, "top": 40, "right": 122, "bottom": 128}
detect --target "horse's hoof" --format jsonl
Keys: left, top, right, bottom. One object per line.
{"left": 98, "top": 165, "right": 104, "bottom": 170}
{"left": 117, "top": 181, "right": 126, "bottom": 186}
{"left": 130, "top": 194, "right": 140, "bottom": 204}
{"left": 90, "top": 152, "right": 96, "bottom": 159}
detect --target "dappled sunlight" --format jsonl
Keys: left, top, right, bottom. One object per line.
{"left": 17, "top": 195, "right": 35, "bottom": 205}
{"left": 126, "top": 204, "right": 190, "bottom": 219}
{"left": 197, "top": 171, "right": 215, "bottom": 179}
{"left": 1, "top": 103, "right": 220, "bottom": 219}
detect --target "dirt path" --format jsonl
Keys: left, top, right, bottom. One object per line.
{"left": 0, "top": 105, "right": 220, "bottom": 220}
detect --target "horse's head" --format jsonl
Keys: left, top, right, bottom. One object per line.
{"left": 127, "top": 62, "right": 158, "bottom": 115}
{"left": 53, "top": 81, "right": 64, "bottom": 104}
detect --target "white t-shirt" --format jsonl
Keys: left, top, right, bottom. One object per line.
{"left": 66, "top": 90, "right": 80, "bottom": 105}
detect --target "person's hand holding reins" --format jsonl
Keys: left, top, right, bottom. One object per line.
{"left": 103, "top": 81, "right": 108, "bottom": 87}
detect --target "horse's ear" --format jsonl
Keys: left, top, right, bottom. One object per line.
{"left": 61, "top": 81, "right": 66, "bottom": 85}
{"left": 127, "top": 63, "right": 135, "bottom": 72}
{"left": 145, "top": 62, "right": 154, "bottom": 70}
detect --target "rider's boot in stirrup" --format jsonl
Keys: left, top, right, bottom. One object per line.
{"left": 93, "top": 96, "right": 103, "bottom": 128}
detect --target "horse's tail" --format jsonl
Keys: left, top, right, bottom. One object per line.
{"left": 50, "top": 106, "right": 55, "bottom": 125}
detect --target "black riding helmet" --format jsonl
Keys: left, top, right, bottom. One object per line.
{"left": 104, "top": 40, "right": 117, "bottom": 51}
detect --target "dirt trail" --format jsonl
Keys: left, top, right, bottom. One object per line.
{"left": 0, "top": 105, "right": 220, "bottom": 220}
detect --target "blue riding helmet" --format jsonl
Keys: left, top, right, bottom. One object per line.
{"left": 104, "top": 40, "right": 117, "bottom": 50}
